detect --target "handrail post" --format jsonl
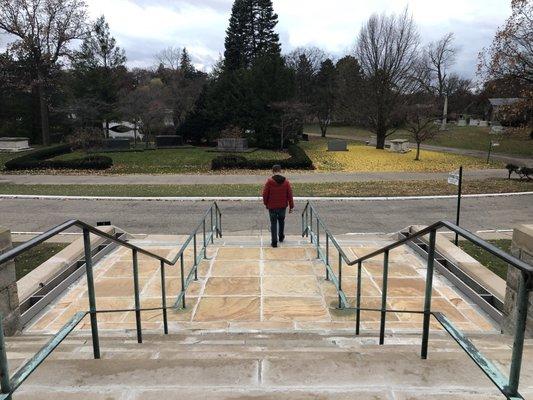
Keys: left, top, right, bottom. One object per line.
{"left": 316, "top": 220, "right": 320, "bottom": 259}
{"left": 356, "top": 261, "right": 362, "bottom": 335}
{"left": 193, "top": 234, "right": 198, "bottom": 281}
{"left": 421, "top": 229, "right": 436, "bottom": 359}
{"left": 83, "top": 228, "right": 100, "bottom": 359}
{"left": 218, "top": 211, "right": 223, "bottom": 238}
{"left": 309, "top": 208, "right": 313, "bottom": 243}
{"left": 160, "top": 260, "right": 168, "bottom": 335}
{"left": 325, "top": 234, "right": 330, "bottom": 281}
{"left": 203, "top": 219, "right": 207, "bottom": 258}
{"left": 305, "top": 207, "right": 309, "bottom": 238}
{"left": 210, "top": 207, "right": 214, "bottom": 243}
{"left": 0, "top": 314, "right": 12, "bottom": 397}
{"left": 180, "top": 254, "right": 186, "bottom": 308}
{"left": 301, "top": 209, "right": 305, "bottom": 237}
{"left": 379, "top": 250, "right": 389, "bottom": 345}
{"left": 132, "top": 249, "right": 142, "bottom": 344}
{"left": 338, "top": 253, "right": 343, "bottom": 309}
{"left": 507, "top": 271, "right": 530, "bottom": 396}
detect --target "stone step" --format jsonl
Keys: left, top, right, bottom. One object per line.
{"left": 15, "top": 352, "right": 507, "bottom": 398}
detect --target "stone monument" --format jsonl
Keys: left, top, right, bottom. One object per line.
{"left": 389, "top": 139, "right": 410, "bottom": 153}
{"left": 327, "top": 140, "right": 348, "bottom": 151}
{"left": 0, "top": 227, "right": 20, "bottom": 335}
{"left": 0, "top": 137, "right": 30, "bottom": 152}
{"left": 217, "top": 138, "right": 248, "bottom": 152}
{"left": 503, "top": 225, "right": 533, "bottom": 337}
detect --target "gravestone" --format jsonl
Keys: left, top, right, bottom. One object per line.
{"left": 0, "top": 227, "right": 20, "bottom": 336}
{"left": 327, "top": 140, "right": 348, "bottom": 151}
{"left": 479, "top": 120, "right": 489, "bottom": 127}
{"left": 491, "top": 124, "right": 504, "bottom": 134}
{"left": 457, "top": 119, "right": 467, "bottom": 127}
{"left": 469, "top": 119, "right": 479, "bottom": 126}
{"left": 217, "top": 138, "right": 248, "bottom": 152}
{"left": 0, "top": 137, "right": 30, "bottom": 152}
{"left": 503, "top": 225, "right": 533, "bottom": 337}
{"left": 103, "top": 139, "right": 130, "bottom": 151}
{"left": 156, "top": 135, "right": 183, "bottom": 148}
{"left": 389, "top": 139, "right": 410, "bottom": 153}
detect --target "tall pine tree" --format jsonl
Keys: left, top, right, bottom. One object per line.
{"left": 223, "top": 0, "right": 281, "bottom": 71}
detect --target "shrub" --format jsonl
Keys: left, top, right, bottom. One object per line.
{"left": 4, "top": 144, "right": 112, "bottom": 171}
{"left": 211, "top": 144, "right": 314, "bottom": 170}
{"left": 66, "top": 127, "right": 105, "bottom": 151}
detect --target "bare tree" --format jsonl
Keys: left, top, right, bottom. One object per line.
{"left": 285, "top": 46, "right": 329, "bottom": 74}
{"left": 0, "top": 0, "right": 88, "bottom": 145}
{"left": 425, "top": 33, "right": 457, "bottom": 98}
{"left": 355, "top": 8, "right": 421, "bottom": 149}
{"left": 405, "top": 100, "right": 439, "bottom": 161}
{"left": 156, "top": 46, "right": 183, "bottom": 71}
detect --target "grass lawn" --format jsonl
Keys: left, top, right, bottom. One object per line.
{"left": 0, "top": 151, "right": 25, "bottom": 171}
{"left": 54, "top": 147, "right": 290, "bottom": 174}
{"left": 300, "top": 138, "right": 501, "bottom": 172}
{"left": 459, "top": 239, "right": 512, "bottom": 280}
{"left": 305, "top": 124, "right": 533, "bottom": 157}
{"left": 0, "top": 178, "right": 530, "bottom": 198}
{"left": 13, "top": 242, "right": 68, "bottom": 280}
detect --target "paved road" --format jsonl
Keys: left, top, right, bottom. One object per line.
{"left": 0, "top": 169, "right": 510, "bottom": 185}
{"left": 1, "top": 195, "right": 531, "bottom": 235}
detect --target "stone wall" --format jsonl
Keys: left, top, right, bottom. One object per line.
{"left": 0, "top": 227, "right": 20, "bottom": 335}
{"left": 503, "top": 225, "right": 533, "bottom": 337}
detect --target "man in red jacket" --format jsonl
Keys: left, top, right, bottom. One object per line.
{"left": 262, "top": 164, "right": 294, "bottom": 247}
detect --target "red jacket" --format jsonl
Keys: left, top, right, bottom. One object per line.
{"left": 263, "top": 175, "right": 294, "bottom": 210}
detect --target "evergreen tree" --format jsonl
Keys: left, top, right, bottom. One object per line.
{"left": 294, "top": 54, "right": 315, "bottom": 105}
{"left": 223, "top": 0, "right": 281, "bottom": 71}
{"left": 72, "top": 15, "right": 127, "bottom": 133}
{"left": 180, "top": 48, "right": 196, "bottom": 77}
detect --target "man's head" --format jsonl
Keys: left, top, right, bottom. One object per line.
{"left": 272, "top": 164, "right": 282, "bottom": 174}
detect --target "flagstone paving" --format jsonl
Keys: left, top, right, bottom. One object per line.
{"left": 24, "top": 235, "right": 499, "bottom": 335}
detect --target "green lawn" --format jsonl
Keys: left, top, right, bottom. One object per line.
{"left": 13, "top": 242, "right": 68, "bottom": 280}
{"left": 0, "top": 178, "right": 530, "bottom": 198}
{"left": 459, "top": 239, "right": 512, "bottom": 280}
{"left": 54, "top": 147, "right": 290, "bottom": 174}
{"left": 300, "top": 138, "right": 501, "bottom": 172}
{"left": 305, "top": 124, "right": 533, "bottom": 157}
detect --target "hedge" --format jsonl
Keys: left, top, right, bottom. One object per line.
{"left": 211, "top": 144, "right": 314, "bottom": 170}
{"left": 4, "top": 144, "right": 113, "bottom": 171}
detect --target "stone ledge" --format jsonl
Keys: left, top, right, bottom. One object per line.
{"left": 409, "top": 225, "right": 506, "bottom": 303}
{"left": 17, "top": 226, "right": 116, "bottom": 302}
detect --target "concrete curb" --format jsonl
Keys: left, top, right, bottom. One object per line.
{"left": 0, "top": 191, "right": 532, "bottom": 202}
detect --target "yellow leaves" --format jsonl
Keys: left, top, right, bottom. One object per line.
{"left": 301, "top": 140, "right": 499, "bottom": 172}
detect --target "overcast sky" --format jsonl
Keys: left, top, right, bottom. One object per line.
{"left": 1, "top": 0, "right": 512, "bottom": 78}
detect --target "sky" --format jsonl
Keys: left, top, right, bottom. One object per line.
{"left": 1, "top": 0, "right": 512, "bottom": 78}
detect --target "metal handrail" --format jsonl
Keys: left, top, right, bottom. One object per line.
{"left": 302, "top": 201, "right": 531, "bottom": 400}
{"left": 0, "top": 202, "right": 222, "bottom": 400}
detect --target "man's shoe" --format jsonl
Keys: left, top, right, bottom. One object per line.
{"left": 279, "top": 235, "right": 285, "bottom": 243}
{"left": 271, "top": 242, "right": 278, "bottom": 248}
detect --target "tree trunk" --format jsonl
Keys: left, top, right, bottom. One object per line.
{"left": 105, "top": 120, "right": 110, "bottom": 138}
{"left": 415, "top": 142, "right": 421, "bottom": 161}
{"left": 375, "top": 130, "right": 386, "bottom": 149}
{"left": 320, "top": 123, "right": 327, "bottom": 138}
{"left": 37, "top": 80, "right": 50, "bottom": 146}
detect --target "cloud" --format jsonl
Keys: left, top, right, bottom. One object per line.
{"left": 2, "top": 0, "right": 510, "bottom": 78}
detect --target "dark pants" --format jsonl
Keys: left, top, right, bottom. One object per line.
{"left": 269, "top": 208, "right": 286, "bottom": 245}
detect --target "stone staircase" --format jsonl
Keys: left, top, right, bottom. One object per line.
{"left": 6, "top": 234, "right": 533, "bottom": 399}
{"left": 6, "top": 330, "right": 533, "bottom": 399}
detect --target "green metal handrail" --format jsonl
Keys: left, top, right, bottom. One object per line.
{"left": 0, "top": 202, "right": 222, "bottom": 400}
{"left": 301, "top": 201, "right": 531, "bottom": 400}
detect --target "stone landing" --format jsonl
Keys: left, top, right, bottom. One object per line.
{"left": 24, "top": 234, "right": 498, "bottom": 335}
